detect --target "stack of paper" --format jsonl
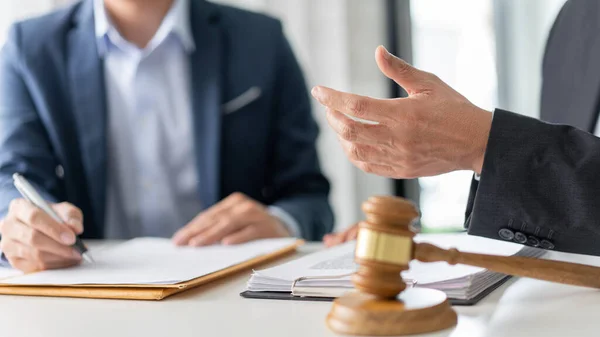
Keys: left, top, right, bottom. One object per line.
{"left": 245, "top": 233, "right": 544, "bottom": 303}
{"left": 0, "top": 237, "right": 301, "bottom": 300}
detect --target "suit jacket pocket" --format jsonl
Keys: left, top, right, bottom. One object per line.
{"left": 222, "top": 86, "right": 262, "bottom": 115}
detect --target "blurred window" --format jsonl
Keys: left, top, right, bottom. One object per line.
{"left": 410, "top": 0, "right": 497, "bottom": 231}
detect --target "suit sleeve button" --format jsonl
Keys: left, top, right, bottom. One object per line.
{"left": 540, "top": 240, "right": 555, "bottom": 250}
{"left": 498, "top": 228, "right": 515, "bottom": 241}
{"left": 526, "top": 236, "right": 540, "bottom": 247}
{"left": 513, "top": 232, "right": 527, "bottom": 244}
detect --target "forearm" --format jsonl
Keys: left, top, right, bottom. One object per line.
{"left": 466, "top": 109, "right": 600, "bottom": 256}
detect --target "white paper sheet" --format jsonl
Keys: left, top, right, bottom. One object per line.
{"left": 1, "top": 237, "right": 297, "bottom": 286}
{"left": 0, "top": 267, "right": 23, "bottom": 280}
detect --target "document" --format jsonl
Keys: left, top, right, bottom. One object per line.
{"left": 0, "top": 266, "right": 23, "bottom": 280}
{"left": 1, "top": 237, "right": 298, "bottom": 286}
{"left": 245, "top": 233, "right": 545, "bottom": 302}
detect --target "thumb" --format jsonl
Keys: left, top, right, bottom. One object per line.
{"left": 375, "top": 45, "right": 429, "bottom": 95}
{"left": 52, "top": 202, "right": 84, "bottom": 235}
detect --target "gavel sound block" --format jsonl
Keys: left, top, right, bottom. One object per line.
{"left": 326, "top": 196, "right": 600, "bottom": 336}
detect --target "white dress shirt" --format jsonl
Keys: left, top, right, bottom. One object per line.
{"left": 95, "top": 0, "right": 300, "bottom": 239}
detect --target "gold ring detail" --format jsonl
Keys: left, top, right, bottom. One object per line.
{"left": 355, "top": 228, "right": 412, "bottom": 265}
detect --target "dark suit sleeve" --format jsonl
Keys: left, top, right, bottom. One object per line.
{"left": 465, "top": 109, "right": 600, "bottom": 256}
{"left": 267, "top": 24, "right": 334, "bottom": 241}
{"left": 0, "top": 24, "right": 60, "bottom": 221}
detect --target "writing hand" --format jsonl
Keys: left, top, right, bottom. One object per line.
{"left": 0, "top": 200, "right": 84, "bottom": 272}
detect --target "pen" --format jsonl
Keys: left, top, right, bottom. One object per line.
{"left": 12, "top": 173, "right": 94, "bottom": 264}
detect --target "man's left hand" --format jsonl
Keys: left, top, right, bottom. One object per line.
{"left": 172, "top": 193, "right": 290, "bottom": 246}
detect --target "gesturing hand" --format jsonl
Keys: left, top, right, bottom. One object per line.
{"left": 172, "top": 192, "right": 291, "bottom": 246}
{"left": 311, "top": 46, "right": 493, "bottom": 179}
{"left": 0, "top": 199, "right": 84, "bottom": 272}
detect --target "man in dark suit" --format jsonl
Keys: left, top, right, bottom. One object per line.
{"left": 316, "top": 0, "right": 600, "bottom": 256}
{"left": 0, "top": 0, "right": 333, "bottom": 272}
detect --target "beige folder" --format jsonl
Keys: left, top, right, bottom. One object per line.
{"left": 0, "top": 240, "right": 303, "bottom": 300}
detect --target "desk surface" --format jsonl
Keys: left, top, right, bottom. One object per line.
{"left": 0, "top": 241, "right": 599, "bottom": 337}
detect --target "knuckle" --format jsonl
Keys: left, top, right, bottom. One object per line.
{"left": 345, "top": 97, "right": 366, "bottom": 117}
{"left": 424, "top": 71, "right": 439, "bottom": 82}
{"left": 31, "top": 248, "right": 44, "bottom": 262}
{"left": 61, "top": 203, "right": 80, "bottom": 216}
{"left": 231, "top": 192, "right": 246, "bottom": 202}
{"left": 24, "top": 208, "right": 42, "bottom": 226}
{"left": 396, "top": 61, "right": 411, "bottom": 74}
{"left": 23, "top": 228, "right": 37, "bottom": 246}
{"left": 247, "top": 225, "right": 260, "bottom": 236}
{"left": 340, "top": 124, "right": 357, "bottom": 141}
{"left": 359, "top": 162, "right": 374, "bottom": 174}
{"left": 8, "top": 199, "right": 21, "bottom": 213}
{"left": 349, "top": 144, "right": 364, "bottom": 161}
{"left": 37, "top": 261, "right": 49, "bottom": 271}
{"left": 239, "top": 201, "right": 255, "bottom": 212}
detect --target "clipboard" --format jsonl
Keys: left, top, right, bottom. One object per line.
{"left": 0, "top": 240, "right": 303, "bottom": 301}
{"left": 239, "top": 274, "right": 512, "bottom": 306}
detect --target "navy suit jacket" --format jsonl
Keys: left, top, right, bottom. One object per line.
{"left": 0, "top": 0, "right": 334, "bottom": 241}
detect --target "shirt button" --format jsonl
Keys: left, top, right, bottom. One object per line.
{"left": 513, "top": 232, "right": 527, "bottom": 244}
{"left": 55, "top": 165, "right": 65, "bottom": 179}
{"left": 540, "top": 240, "right": 555, "bottom": 250}
{"left": 526, "top": 236, "right": 540, "bottom": 247}
{"left": 498, "top": 228, "right": 515, "bottom": 241}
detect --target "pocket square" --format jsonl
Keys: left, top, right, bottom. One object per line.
{"left": 222, "top": 86, "right": 262, "bottom": 114}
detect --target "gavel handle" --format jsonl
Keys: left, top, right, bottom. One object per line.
{"left": 414, "top": 242, "right": 600, "bottom": 289}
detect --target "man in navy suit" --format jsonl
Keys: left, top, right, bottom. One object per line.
{"left": 0, "top": 0, "right": 333, "bottom": 272}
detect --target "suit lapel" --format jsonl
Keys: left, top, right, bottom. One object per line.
{"left": 67, "top": 1, "right": 107, "bottom": 230}
{"left": 190, "top": 1, "right": 223, "bottom": 208}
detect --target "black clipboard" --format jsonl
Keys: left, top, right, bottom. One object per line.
{"left": 240, "top": 275, "right": 511, "bottom": 306}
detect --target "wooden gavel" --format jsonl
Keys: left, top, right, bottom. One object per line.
{"left": 327, "top": 195, "right": 600, "bottom": 336}
{"left": 352, "top": 196, "right": 600, "bottom": 298}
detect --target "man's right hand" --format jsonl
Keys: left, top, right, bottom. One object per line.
{"left": 0, "top": 199, "right": 84, "bottom": 272}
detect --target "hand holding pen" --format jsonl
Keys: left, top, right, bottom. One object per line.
{"left": 0, "top": 173, "right": 93, "bottom": 272}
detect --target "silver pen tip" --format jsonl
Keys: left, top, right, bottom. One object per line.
{"left": 82, "top": 253, "right": 95, "bottom": 264}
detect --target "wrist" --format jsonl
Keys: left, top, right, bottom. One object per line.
{"left": 465, "top": 107, "right": 493, "bottom": 174}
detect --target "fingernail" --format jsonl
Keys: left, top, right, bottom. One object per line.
{"left": 380, "top": 45, "right": 391, "bottom": 60}
{"left": 311, "top": 86, "right": 322, "bottom": 100}
{"left": 61, "top": 232, "right": 75, "bottom": 245}
{"left": 72, "top": 249, "right": 81, "bottom": 259}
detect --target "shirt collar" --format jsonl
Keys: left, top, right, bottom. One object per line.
{"left": 94, "top": 0, "right": 195, "bottom": 57}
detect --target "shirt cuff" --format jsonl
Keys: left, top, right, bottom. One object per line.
{"left": 268, "top": 206, "right": 302, "bottom": 238}
{"left": 474, "top": 173, "right": 481, "bottom": 181}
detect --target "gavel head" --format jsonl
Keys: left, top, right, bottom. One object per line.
{"left": 351, "top": 195, "right": 420, "bottom": 299}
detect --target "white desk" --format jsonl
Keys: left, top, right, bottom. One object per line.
{"left": 0, "top": 242, "right": 599, "bottom": 337}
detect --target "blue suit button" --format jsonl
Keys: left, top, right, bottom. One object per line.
{"left": 513, "top": 232, "right": 527, "bottom": 244}
{"left": 498, "top": 228, "right": 515, "bottom": 241}
{"left": 540, "top": 240, "right": 555, "bottom": 250}
{"left": 526, "top": 236, "right": 540, "bottom": 247}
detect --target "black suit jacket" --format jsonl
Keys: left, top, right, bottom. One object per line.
{"left": 465, "top": 0, "right": 600, "bottom": 255}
